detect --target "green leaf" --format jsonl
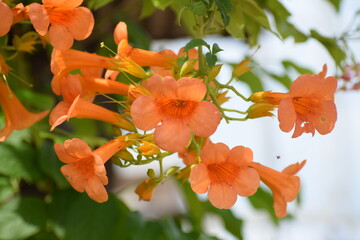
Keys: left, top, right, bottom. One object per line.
{"left": 0, "top": 197, "right": 47, "bottom": 239}
{"left": 248, "top": 187, "right": 279, "bottom": 224}
{"left": 240, "top": 0, "right": 271, "bottom": 30}
{"left": 0, "top": 176, "right": 14, "bottom": 203}
{"left": 140, "top": 0, "right": 156, "bottom": 18}
{"left": 184, "top": 39, "right": 210, "bottom": 52}
{"left": 282, "top": 60, "right": 314, "bottom": 75}
{"left": 181, "top": 182, "right": 205, "bottom": 231}
{"left": 269, "top": 73, "right": 292, "bottom": 90}
{"left": 212, "top": 43, "right": 223, "bottom": 54}
{"left": 275, "top": 21, "right": 307, "bottom": 42}
{"left": 38, "top": 140, "right": 69, "bottom": 188}
{"left": 190, "top": 1, "right": 207, "bottom": 16}
{"left": 310, "top": 29, "right": 346, "bottom": 66}
{"left": 50, "top": 190, "right": 121, "bottom": 240}
{"left": 326, "top": 0, "right": 341, "bottom": 11}
{"left": 204, "top": 202, "right": 243, "bottom": 240}
{"left": 205, "top": 52, "right": 217, "bottom": 68}
{"left": 236, "top": 70, "right": 264, "bottom": 92}
{"left": 151, "top": 0, "right": 173, "bottom": 10}
{"left": 87, "top": 0, "right": 115, "bottom": 10}
{"left": 0, "top": 142, "right": 42, "bottom": 182}
{"left": 215, "top": 0, "right": 232, "bottom": 26}
{"left": 226, "top": 2, "right": 245, "bottom": 39}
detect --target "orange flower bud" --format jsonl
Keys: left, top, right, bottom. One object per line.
{"left": 135, "top": 178, "right": 159, "bottom": 201}
{"left": 137, "top": 141, "right": 160, "bottom": 156}
{"left": 246, "top": 102, "right": 275, "bottom": 119}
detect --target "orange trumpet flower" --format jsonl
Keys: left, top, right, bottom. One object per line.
{"left": 190, "top": 142, "right": 260, "bottom": 209}
{"left": 54, "top": 137, "right": 127, "bottom": 202}
{"left": 0, "top": 80, "right": 49, "bottom": 141}
{"left": 28, "top": 0, "right": 94, "bottom": 50}
{"left": 49, "top": 95, "right": 135, "bottom": 131}
{"left": 130, "top": 75, "right": 221, "bottom": 153}
{"left": 250, "top": 65, "right": 337, "bottom": 138}
{"left": 51, "top": 48, "right": 146, "bottom": 95}
{"left": 113, "top": 21, "right": 177, "bottom": 67}
{"left": 59, "top": 69, "right": 129, "bottom": 103}
{"left": 249, "top": 160, "right": 306, "bottom": 218}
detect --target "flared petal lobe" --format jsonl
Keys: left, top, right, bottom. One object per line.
{"left": 190, "top": 143, "right": 260, "bottom": 209}
{"left": 0, "top": 81, "right": 49, "bottom": 142}
{"left": 0, "top": 1, "right": 12, "bottom": 37}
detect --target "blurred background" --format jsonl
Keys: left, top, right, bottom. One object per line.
{"left": 0, "top": 0, "right": 359, "bottom": 239}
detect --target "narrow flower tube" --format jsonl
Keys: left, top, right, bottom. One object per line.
{"left": 54, "top": 136, "right": 128, "bottom": 202}
{"left": 49, "top": 95, "right": 135, "bottom": 131}
{"left": 249, "top": 160, "right": 306, "bottom": 218}
{"left": 0, "top": 81, "right": 49, "bottom": 141}
{"left": 51, "top": 49, "right": 146, "bottom": 95}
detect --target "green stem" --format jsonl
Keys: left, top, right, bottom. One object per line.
{"left": 214, "top": 79, "right": 250, "bottom": 102}
{"left": 222, "top": 108, "right": 247, "bottom": 115}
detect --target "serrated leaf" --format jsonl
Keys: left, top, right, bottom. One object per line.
{"left": 184, "top": 39, "right": 210, "bottom": 52}
{"left": 240, "top": 0, "right": 271, "bottom": 30}
{"left": 236, "top": 70, "right": 264, "bottom": 92}
{"left": 310, "top": 30, "right": 346, "bottom": 66}
{"left": 190, "top": 1, "right": 207, "bottom": 16}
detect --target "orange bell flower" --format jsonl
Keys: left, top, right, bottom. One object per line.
{"left": 59, "top": 69, "right": 129, "bottom": 103}
{"left": 190, "top": 142, "right": 260, "bottom": 209}
{"left": 51, "top": 48, "right": 146, "bottom": 95}
{"left": 27, "top": 0, "right": 94, "bottom": 50}
{"left": 135, "top": 177, "right": 159, "bottom": 201}
{"left": 0, "top": 80, "right": 49, "bottom": 141}
{"left": 249, "top": 160, "right": 306, "bottom": 218}
{"left": 54, "top": 137, "right": 127, "bottom": 202}
{"left": 0, "top": 1, "right": 12, "bottom": 37}
{"left": 130, "top": 75, "right": 221, "bottom": 153}
{"left": 49, "top": 95, "right": 135, "bottom": 131}
{"left": 113, "top": 21, "right": 177, "bottom": 67}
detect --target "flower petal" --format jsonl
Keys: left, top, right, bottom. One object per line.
{"left": 278, "top": 98, "right": 297, "bottom": 133}
{"left": 189, "top": 101, "right": 220, "bottom": 137}
{"left": 227, "top": 146, "right": 253, "bottom": 167}
{"left": 208, "top": 183, "right": 237, "bottom": 209}
{"left": 177, "top": 77, "right": 206, "bottom": 101}
{"left": 63, "top": 138, "right": 93, "bottom": 158}
{"left": 28, "top": 3, "right": 49, "bottom": 36}
{"left": 0, "top": 2, "right": 12, "bottom": 37}
{"left": 154, "top": 120, "right": 190, "bottom": 152}
{"left": 143, "top": 75, "right": 177, "bottom": 98}
{"left": 200, "top": 142, "right": 229, "bottom": 165}
{"left": 86, "top": 176, "right": 109, "bottom": 203}
{"left": 48, "top": 24, "right": 74, "bottom": 50}
{"left": 131, "top": 96, "right": 161, "bottom": 131}
{"left": 54, "top": 142, "right": 79, "bottom": 163}
{"left": 232, "top": 168, "right": 260, "bottom": 197}
{"left": 67, "top": 7, "right": 94, "bottom": 40}
{"left": 113, "top": 21, "right": 128, "bottom": 45}
{"left": 190, "top": 163, "right": 211, "bottom": 194}
{"left": 309, "top": 100, "right": 337, "bottom": 135}
{"left": 43, "top": 0, "right": 83, "bottom": 8}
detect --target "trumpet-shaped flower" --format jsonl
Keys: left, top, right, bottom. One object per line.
{"left": 51, "top": 48, "right": 146, "bottom": 95}
{"left": 49, "top": 95, "right": 135, "bottom": 131}
{"left": 0, "top": 1, "right": 12, "bottom": 37}
{"left": 113, "top": 21, "right": 177, "bottom": 67}
{"left": 190, "top": 142, "right": 260, "bottom": 209}
{"left": 59, "top": 69, "right": 129, "bottom": 103}
{"left": 54, "top": 137, "right": 127, "bottom": 202}
{"left": 250, "top": 65, "right": 337, "bottom": 138}
{"left": 249, "top": 160, "right": 306, "bottom": 218}
{"left": 0, "top": 81, "right": 49, "bottom": 141}
{"left": 135, "top": 177, "right": 159, "bottom": 201}
{"left": 130, "top": 75, "right": 221, "bottom": 153}
{"left": 28, "top": 0, "right": 94, "bottom": 50}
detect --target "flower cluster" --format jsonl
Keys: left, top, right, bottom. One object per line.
{"left": 0, "top": 1, "right": 339, "bottom": 219}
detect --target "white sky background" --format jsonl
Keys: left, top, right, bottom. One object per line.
{"left": 117, "top": 0, "right": 360, "bottom": 239}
